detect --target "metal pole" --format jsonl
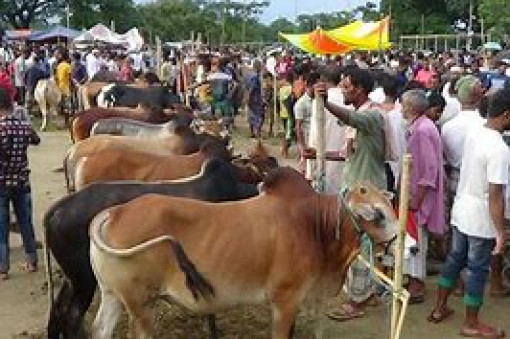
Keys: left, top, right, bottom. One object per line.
{"left": 468, "top": 0, "right": 473, "bottom": 51}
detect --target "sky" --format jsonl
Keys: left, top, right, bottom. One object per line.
{"left": 135, "top": 1, "right": 377, "bottom": 24}
{"left": 259, "top": 0, "right": 375, "bottom": 23}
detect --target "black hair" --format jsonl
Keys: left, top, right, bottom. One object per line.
{"left": 343, "top": 67, "right": 374, "bottom": 95}
{"left": 488, "top": 89, "right": 510, "bottom": 118}
{"left": 319, "top": 64, "right": 342, "bottom": 85}
{"left": 305, "top": 71, "right": 320, "bottom": 87}
{"left": 479, "top": 95, "right": 489, "bottom": 118}
{"left": 73, "top": 52, "right": 81, "bottom": 61}
{"left": 0, "top": 88, "right": 12, "bottom": 110}
{"left": 380, "top": 73, "right": 400, "bottom": 98}
{"left": 284, "top": 72, "right": 294, "bottom": 84}
{"left": 427, "top": 91, "right": 446, "bottom": 111}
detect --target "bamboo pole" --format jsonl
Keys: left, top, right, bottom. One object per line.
{"left": 313, "top": 92, "right": 326, "bottom": 193}
{"left": 390, "top": 154, "right": 412, "bottom": 339}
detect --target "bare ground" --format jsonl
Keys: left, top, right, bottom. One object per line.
{"left": 1, "top": 119, "right": 509, "bottom": 339}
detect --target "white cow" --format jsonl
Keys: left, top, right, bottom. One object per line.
{"left": 34, "top": 78, "right": 62, "bottom": 131}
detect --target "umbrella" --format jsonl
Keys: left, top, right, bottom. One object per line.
{"left": 483, "top": 42, "right": 503, "bottom": 51}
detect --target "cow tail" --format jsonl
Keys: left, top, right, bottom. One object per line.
{"left": 42, "top": 206, "right": 55, "bottom": 319}
{"left": 91, "top": 212, "right": 215, "bottom": 301}
{"left": 63, "top": 149, "right": 74, "bottom": 194}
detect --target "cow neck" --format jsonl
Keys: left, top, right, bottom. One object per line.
{"left": 314, "top": 194, "right": 361, "bottom": 274}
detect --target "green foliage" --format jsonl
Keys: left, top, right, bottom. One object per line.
{"left": 0, "top": 0, "right": 64, "bottom": 29}
{"left": 479, "top": 0, "right": 510, "bottom": 40}
{"left": 68, "top": 0, "right": 140, "bottom": 32}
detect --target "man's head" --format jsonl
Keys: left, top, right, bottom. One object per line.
{"left": 401, "top": 89, "right": 429, "bottom": 121}
{"left": 487, "top": 89, "right": 510, "bottom": 130}
{"left": 455, "top": 75, "right": 484, "bottom": 107}
{"left": 425, "top": 91, "right": 447, "bottom": 122}
{"left": 304, "top": 71, "right": 320, "bottom": 98}
{"left": 380, "top": 73, "right": 400, "bottom": 101}
{"left": 341, "top": 67, "right": 374, "bottom": 106}
{"left": 319, "top": 64, "right": 342, "bottom": 87}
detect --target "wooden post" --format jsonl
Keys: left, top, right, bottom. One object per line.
{"left": 390, "top": 154, "right": 412, "bottom": 339}
{"left": 155, "top": 36, "right": 162, "bottom": 80}
{"left": 313, "top": 92, "right": 326, "bottom": 193}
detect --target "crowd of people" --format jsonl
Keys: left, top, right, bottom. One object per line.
{"left": 1, "top": 38, "right": 510, "bottom": 337}
{"left": 256, "top": 49, "right": 510, "bottom": 338}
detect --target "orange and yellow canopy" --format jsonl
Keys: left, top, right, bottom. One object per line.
{"left": 279, "top": 16, "right": 391, "bottom": 55}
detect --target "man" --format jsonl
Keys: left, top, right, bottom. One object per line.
{"left": 295, "top": 71, "right": 318, "bottom": 172}
{"left": 401, "top": 89, "right": 445, "bottom": 303}
{"left": 55, "top": 49, "right": 72, "bottom": 124}
{"left": 246, "top": 59, "right": 265, "bottom": 139}
{"left": 86, "top": 49, "right": 101, "bottom": 80}
{"left": 428, "top": 89, "right": 510, "bottom": 339}
{"left": 13, "top": 49, "right": 28, "bottom": 106}
{"left": 314, "top": 67, "right": 387, "bottom": 321}
{"left": 442, "top": 75, "right": 485, "bottom": 196}
{"left": 0, "top": 88, "right": 40, "bottom": 280}
{"left": 304, "top": 65, "right": 348, "bottom": 194}
{"left": 487, "top": 61, "right": 510, "bottom": 92}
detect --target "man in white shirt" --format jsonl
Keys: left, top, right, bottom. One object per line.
{"left": 304, "top": 64, "right": 346, "bottom": 194}
{"left": 441, "top": 75, "right": 485, "bottom": 202}
{"left": 13, "top": 49, "right": 28, "bottom": 105}
{"left": 86, "top": 49, "right": 101, "bottom": 80}
{"left": 429, "top": 88, "right": 510, "bottom": 338}
{"left": 295, "top": 72, "right": 317, "bottom": 175}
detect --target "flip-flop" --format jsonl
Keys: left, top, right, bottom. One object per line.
{"left": 327, "top": 304, "right": 365, "bottom": 322}
{"left": 20, "top": 263, "right": 37, "bottom": 273}
{"left": 427, "top": 307, "right": 454, "bottom": 324}
{"left": 460, "top": 323, "right": 506, "bottom": 338}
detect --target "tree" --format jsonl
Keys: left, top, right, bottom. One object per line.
{"left": 68, "top": 0, "right": 140, "bottom": 31}
{"left": 479, "top": 0, "right": 510, "bottom": 41}
{"left": 0, "top": 0, "right": 64, "bottom": 29}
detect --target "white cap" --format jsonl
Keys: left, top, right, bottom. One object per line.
{"left": 450, "top": 66, "right": 462, "bottom": 73}
{"left": 390, "top": 60, "right": 399, "bottom": 68}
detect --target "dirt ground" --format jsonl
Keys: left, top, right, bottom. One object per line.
{"left": 1, "top": 120, "right": 509, "bottom": 339}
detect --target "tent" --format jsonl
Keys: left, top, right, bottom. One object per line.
{"left": 5, "top": 29, "right": 36, "bottom": 41}
{"left": 279, "top": 17, "right": 391, "bottom": 55}
{"left": 73, "top": 24, "right": 144, "bottom": 52}
{"left": 29, "top": 25, "right": 80, "bottom": 42}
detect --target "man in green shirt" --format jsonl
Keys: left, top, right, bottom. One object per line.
{"left": 316, "top": 67, "right": 388, "bottom": 321}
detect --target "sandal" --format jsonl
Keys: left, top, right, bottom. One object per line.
{"left": 427, "top": 307, "right": 454, "bottom": 324}
{"left": 460, "top": 323, "right": 506, "bottom": 338}
{"left": 20, "top": 262, "right": 37, "bottom": 273}
{"left": 326, "top": 303, "right": 365, "bottom": 322}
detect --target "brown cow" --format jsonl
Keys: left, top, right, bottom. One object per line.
{"left": 71, "top": 105, "right": 194, "bottom": 142}
{"left": 89, "top": 167, "right": 397, "bottom": 339}
{"left": 64, "top": 128, "right": 230, "bottom": 193}
{"left": 74, "top": 141, "right": 231, "bottom": 191}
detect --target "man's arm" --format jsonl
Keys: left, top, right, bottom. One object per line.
{"left": 489, "top": 183, "right": 506, "bottom": 255}
{"left": 324, "top": 100, "right": 355, "bottom": 125}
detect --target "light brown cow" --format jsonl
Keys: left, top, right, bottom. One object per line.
{"left": 74, "top": 141, "right": 232, "bottom": 191}
{"left": 89, "top": 167, "right": 397, "bottom": 339}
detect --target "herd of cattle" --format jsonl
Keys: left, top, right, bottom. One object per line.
{"left": 40, "top": 78, "right": 399, "bottom": 339}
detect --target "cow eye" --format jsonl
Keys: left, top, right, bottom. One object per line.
{"left": 360, "top": 186, "right": 367, "bottom": 194}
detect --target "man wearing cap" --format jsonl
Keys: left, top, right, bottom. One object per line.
{"left": 86, "top": 49, "right": 101, "bottom": 80}
{"left": 442, "top": 75, "right": 485, "bottom": 207}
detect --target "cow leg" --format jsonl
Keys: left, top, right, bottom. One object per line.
{"left": 63, "top": 283, "right": 97, "bottom": 339}
{"left": 123, "top": 293, "right": 155, "bottom": 339}
{"left": 91, "top": 288, "right": 122, "bottom": 339}
{"left": 271, "top": 294, "right": 299, "bottom": 339}
{"left": 40, "top": 106, "right": 48, "bottom": 131}
{"left": 47, "top": 280, "right": 73, "bottom": 339}
{"left": 207, "top": 314, "right": 219, "bottom": 339}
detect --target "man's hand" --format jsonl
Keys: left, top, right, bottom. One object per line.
{"left": 492, "top": 232, "right": 506, "bottom": 255}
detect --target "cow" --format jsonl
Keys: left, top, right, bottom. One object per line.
{"left": 97, "top": 84, "right": 181, "bottom": 109}
{"left": 89, "top": 167, "right": 398, "bottom": 339}
{"left": 73, "top": 140, "right": 232, "bottom": 191}
{"left": 34, "top": 78, "right": 62, "bottom": 131}
{"left": 78, "top": 80, "right": 155, "bottom": 110}
{"left": 71, "top": 106, "right": 193, "bottom": 142}
{"left": 45, "top": 158, "right": 259, "bottom": 339}
{"left": 63, "top": 127, "right": 231, "bottom": 193}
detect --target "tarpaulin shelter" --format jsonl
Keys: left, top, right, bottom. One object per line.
{"left": 73, "top": 24, "right": 144, "bottom": 52}
{"left": 5, "top": 29, "right": 36, "bottom": 41}
{"left": 279, "top": 16, "right": 391, "bottom": 55}
{"left": 29, "top": 25, "right": 80, "bottom": 42}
